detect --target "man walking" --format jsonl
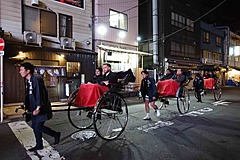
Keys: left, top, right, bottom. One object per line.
{"left": 19, "top": 62, "right": 61, "bottom": 151}
{"left": 140, "top": 70, "right": 160, "bottom": 120}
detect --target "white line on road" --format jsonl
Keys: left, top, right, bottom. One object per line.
{"left": 212, "top": 100, "right": 231, "bottom": 106}
{"left": 8, "top": 121, "right": 65, "bottom": 160}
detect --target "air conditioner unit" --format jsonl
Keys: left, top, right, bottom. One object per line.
{"left": 60, "top": 37, "right": 75, "bottom": 50}
{"left": 24, "top": 31, "right": 42, "bottom": 46}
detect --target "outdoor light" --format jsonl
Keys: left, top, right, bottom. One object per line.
{"left": 119, "top": 31, "right": 126, "bottom": 39}
{"left": 137, "top": 36, "right": 141, "bottom": 41}
{"left": 97, "top": 25, "right": 107, "bottom": 36}
{"left": 86, "top": 40, "right": 91, "bottom": 45}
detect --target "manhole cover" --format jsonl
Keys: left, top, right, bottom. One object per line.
{"left": 71, "top": 130, "right": 96, "bottom": 141}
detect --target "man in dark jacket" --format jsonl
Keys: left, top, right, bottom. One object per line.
{"left": 19, "top": 62, "right": 61, "bottom": 151}
{"left": 140, "top": 70, "right": 160, "bottom": 120}
{"left": 193, "top": 73, "right": 204, "bottom": 102}
{"left": 101, "top": 63, "right": 118, "bottom": 88}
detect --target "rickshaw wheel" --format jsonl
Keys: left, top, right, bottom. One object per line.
{"left": 177, "top": 86, "right": 190, "bottom": 114}
{"left": 93, "top": 93, "right": 128, "bottom": 140}
{"left": 213, "top": 84, "right": 222, "bottom": 101}
{"left": 67, "top": 88, "right": 93, "bottom": 130}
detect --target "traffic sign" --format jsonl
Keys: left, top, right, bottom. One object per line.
{"left": 0, "top": 38, "right": 4, "bottom": 51}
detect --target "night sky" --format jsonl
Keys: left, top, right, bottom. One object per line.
{"left": 201, "top": 0, "right": 240, "bottom": 33}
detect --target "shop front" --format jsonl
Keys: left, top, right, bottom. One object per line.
{"left": 4, "top": 43, "right": 95, "bottom": 104}
{"left": 97, "top": 44, "right": 152, "bottom": 85}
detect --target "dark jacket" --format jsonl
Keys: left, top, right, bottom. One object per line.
{"left": 102, "top": 71, "right": 118, "bottom": 88}
{"left": 88, "top": 75, "right": 104, "bottom": 84}
{"left": 160, "top": 72, "right": 174, "bottom": 81}
{"left": 140, "top": 76, "right": 158, "bottom": 99}
{"left": 25, "top": 74, "right": 52, "bottom": 122}
{"left": 172, "top": 74, "right": 186, "bottom": 83}
{"left": 193, "top": 77, "right": 204, "bottom": 90}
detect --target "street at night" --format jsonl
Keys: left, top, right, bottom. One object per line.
{"left": 1, "top": 86, "right": 240, "bottom": 160}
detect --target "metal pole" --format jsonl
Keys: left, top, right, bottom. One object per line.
{"left": 152, "top": 0, "right": 159, "bottom": 66}
{"left": 0, "top": 54, "right": 3, "bottom": 123}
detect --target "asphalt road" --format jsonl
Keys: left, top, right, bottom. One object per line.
{"left": 1, "top": 86, "right": 240, "bottom": 160}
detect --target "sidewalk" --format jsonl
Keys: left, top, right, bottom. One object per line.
{"left": 2, "top": 96, "right": 143, "bottom": 122}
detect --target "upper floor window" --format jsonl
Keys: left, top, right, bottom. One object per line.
{"left": 23, "top": 5, "right": 57, "bottom": 36}
{"left": 59, "top": 14, "right": 72, "bottom": 38}
{"left": 171, "top": 12, "right": 194, "bottom": 32}
{"left": 203, "top": 31, "right": 210, "bottom": 43}
{"left": 216, "top": 36, "right": 222, "bottom": 46}
{"left": 109, "top": 9, "right": 128, "bottom": 31}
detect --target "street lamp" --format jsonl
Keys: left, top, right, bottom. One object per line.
{"left": 97, "top": 25, "right": 107, "bottom": 36}
{"left": 136, "top": 36, "right": 141, "bottom": 41}
{"left": 97, "top": 25, "right": 107, "bottom": 45}
{"left": 119, "top": 31, "right": 126, "bottom": 39}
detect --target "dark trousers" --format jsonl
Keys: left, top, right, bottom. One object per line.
{"left": 195, "top": 89, "right": 202, "bottom": 102}
{"left": 32, "top": 119, "right": 57, "bottom": 147}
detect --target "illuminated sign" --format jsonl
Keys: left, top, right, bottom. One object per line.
{"left": 53, "top": 0, "right": 84, "bottom": 9}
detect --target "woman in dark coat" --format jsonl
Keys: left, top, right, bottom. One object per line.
{"left": 88, "top": 67, "right": 104, "bottom": 84}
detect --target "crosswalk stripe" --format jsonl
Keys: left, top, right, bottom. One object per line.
{"left": 8, "top": 121, "right": 65, "bottom": 160}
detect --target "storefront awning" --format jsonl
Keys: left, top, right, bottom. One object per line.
{"left": 97, "top": 44, "right": 152, "bottom": 56}
{"left": 229, "top": 66, "right": 240, "bottom": 71}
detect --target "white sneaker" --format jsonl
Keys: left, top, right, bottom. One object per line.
{"left": 143, "top": 116, "right": 151, "bottom": 120}
{"left": 156, "top": 110, "right": 161, "bottom": 117}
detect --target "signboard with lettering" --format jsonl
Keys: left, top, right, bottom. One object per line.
{"left": 53, "top": 0, "right": 84, "bottom": 9}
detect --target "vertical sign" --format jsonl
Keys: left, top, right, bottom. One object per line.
{"left": 0, "top": 38, "right": 4, "bottom": 122}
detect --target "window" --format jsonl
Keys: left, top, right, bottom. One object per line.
{"left": 203, "top": 31, "right": 210, "bottom": 43}
{"left": 171, "top": 41, "right": 196, "bottom": 57}
{"left": 41, "top": 10, "right": 57, "bottom": 36}
{"left": 216, "top": 36, "right": 222, "bottom": 46}
{"left": 109, "top": 10, "right": 128, "bottom": 30}
{"left": 186, "top": 18, "right": 194, "bottom": 32}
{"left": 23, "top": 5, "right": 57, "bottom": 36}
{"left": 59, "top": 14, "right": 73, "bottom": 38}
{"left": 171, "top": 12, "right": 194, "bottom": 32}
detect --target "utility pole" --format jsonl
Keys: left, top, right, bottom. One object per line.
{"left": 152, "top": 0, "right": 159, "bottom": 80}
{"left": 159, "top": 0, "right": 165, "bottom": 76}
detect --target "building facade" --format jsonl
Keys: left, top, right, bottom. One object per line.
{"left": 0, "top": 0, "right": 95, "bottom": 103}
{"left": 93, "top": 0, "right": 150, "bottom": 85}
{"left": 200, "top": 21, "right": 225, "bottom": 85}
{"left": 139, "top": 0, "right": 201, "bottom": 76}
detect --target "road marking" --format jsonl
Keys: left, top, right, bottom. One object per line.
{"left": 8, "top": 121, "right": 65, "bottom": 160}
{"left": 137, "top": 120, "right": 174, "bottom": 132}
{"left": 138, "top": 107, "right": 214, "bottom": 132}
{"left": 212, "top": 100, "right": 231, "bottom": 106}
{"left": 180, "top": 107, "right": 213, "bottom": 117}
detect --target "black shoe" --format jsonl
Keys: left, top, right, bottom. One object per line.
{"left": 97, "top": 113, "right": 101, "bottom": 120}
{"left": 164, "top": 100, "right": 169, "bottom": 105}
{"left": 86, "top": 111, "right": 93, "bottom": 118}
{"left": 54, "top": 132, "right": 61, "bottom": 145}
{"left": 28, "top": 146, "right": 43, "bottom": 151}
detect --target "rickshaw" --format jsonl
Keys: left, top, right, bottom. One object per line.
{"left": 194, "top": 65, "right": 222, "bottom": 101}
{"left": 67, "top": 70, "right": 135, "bottom": 140}
{"left": 157, "top": 70, "right": 193, "bottom": 114}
